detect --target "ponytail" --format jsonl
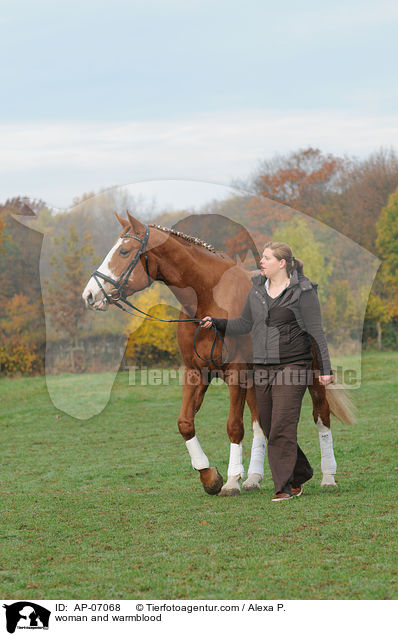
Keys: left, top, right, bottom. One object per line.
{"left": 291, "top": 256, "right": 304, "bottom": 276}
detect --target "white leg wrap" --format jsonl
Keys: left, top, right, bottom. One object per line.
{"left": 316, "top": 418, "right": 337, "bottom": 475}
{"left": 185, "top": 436, "right": 210, "bottom": 470}
{"left": 227, "top": 442, "right": 244, "bottom": 478}
{"left": 247, "top": 433, "right": 267, "bottom": 478}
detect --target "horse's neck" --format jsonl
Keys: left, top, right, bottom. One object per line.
{"left": 155, "top": 236, "right": 228, "bottom": 316}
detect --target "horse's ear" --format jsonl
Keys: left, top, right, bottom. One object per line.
{"left": 115, "top": 212, "right": 129, "bottom": 230}
{"left": 126, "top": 210, "right": 146, "bottom": 234}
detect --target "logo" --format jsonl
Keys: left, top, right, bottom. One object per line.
{"left": 2, "top": 602, "right": 51, "bottom": 633}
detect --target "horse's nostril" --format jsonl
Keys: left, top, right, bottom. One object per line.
{"left": 86, "top": 291, "right": 94, "bottom": 305}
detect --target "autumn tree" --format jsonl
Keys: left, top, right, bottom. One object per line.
{"left": 243, "top": 147, "right": 398, "bottom": 252}
{"left": 0, "top": 202, "right": 43, "bottom": 302}
{"left": 44, "top": 224, "right": 95, "bottom": 343}
{"left": 125, "top": 284, "right": 180, "bottom": 365}
{"left": 0, "top": 293, "right": 44, "bottom": 375}
{"left": 0, "top": 215, "right": 4, "bottom": 250}
{"left": 0, "top": 198, "right": 46, "bottom": 374}
{"left": 245, "top": 147, "right": 343, "bottom": 214}
{"left": 333, "top": 148, "right": 398, "bottom": 251}
{"left": 366, "top": 187, "right": 398, "bottom": 348}
{"left": 375, "top": 188, "right": 398, "bottom": 291}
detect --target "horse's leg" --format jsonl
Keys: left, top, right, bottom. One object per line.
{"left": 178, "top": 367, "right": 223, "bottom": 495}
{"left": 308, "top": 381, "right": 338, "bottom": 487}
{"left": 242, "top": 384, "right": 266, "bottom": 491}
{"left": 220, "top": 375, "right": 246, "bottom": 496}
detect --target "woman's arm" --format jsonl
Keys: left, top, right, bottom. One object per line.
{"left": 299, "top": 288, "right": 333, "bottom": 378}
{"left": 201, "top": 294, "right": 253, "bottom": 335}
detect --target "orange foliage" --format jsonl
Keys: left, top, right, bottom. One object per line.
{"left": 0, "top": 293, "right": 44, "bottom": 375}
{"left": 252, "top": 147, "right": 343, "bottom": 216}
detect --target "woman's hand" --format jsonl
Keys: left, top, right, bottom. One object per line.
{"left": 200, "top": 316, "right": 214, "bottom": 329}
{"left": 318, "top": 374, "right": 334, "bottom": 386}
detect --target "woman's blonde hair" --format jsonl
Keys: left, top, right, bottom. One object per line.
{"left": 264, "top": 241, "right": 304, "bottom": 276}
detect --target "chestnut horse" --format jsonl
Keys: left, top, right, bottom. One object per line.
{"left": 82, "top": 211, "right": 351, "bottom": 495}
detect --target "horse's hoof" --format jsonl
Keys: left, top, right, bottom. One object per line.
{"left": 219, "top": 474, "right": 242, "bottom": 496}
{"left": 242, "top": 473, "right": 262, "bottom": 491}
{"left": 219, "top": 486, "right": 240, "bottom": 497}
{"left": 321, "top": 474, "right": 337, "bottom": 487}
{"left": 200, "top": 467, "right": 224, "bottom": 495}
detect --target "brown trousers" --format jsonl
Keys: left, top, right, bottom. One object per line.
{"left": 254, "top": 362, "right": 313, "bottom": 495}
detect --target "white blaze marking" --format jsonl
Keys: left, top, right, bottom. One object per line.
{"left": 97, "top": 238, "right": 123, "bottom": 280}
{"left": 82, "top": 238, "right": 124, "bottom": 302}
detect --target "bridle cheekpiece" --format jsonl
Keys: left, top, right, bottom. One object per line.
{"left": 91, "top": 223, "right": 151, "bottom": 303}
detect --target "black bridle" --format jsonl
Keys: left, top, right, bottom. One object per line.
{"left": 91, "top": 223, "right": 228, "bottom": 365}
{"left": 92, "top": 224, "right": 152, "bottom": 305}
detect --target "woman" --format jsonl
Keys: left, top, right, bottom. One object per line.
{"left": 201, "top": 242, "right": 334, "bottom": 501}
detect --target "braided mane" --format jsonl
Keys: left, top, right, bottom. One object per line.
{"left": 149, "top": 223, "right": 217, "bottom": 253}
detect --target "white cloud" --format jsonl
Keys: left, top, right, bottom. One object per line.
{"left": 1, "top": 110, "right": 398, "bottom": 208}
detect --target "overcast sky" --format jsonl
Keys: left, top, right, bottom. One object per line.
{"left": 1, "top": 0, "right": 397, "bottom": 209}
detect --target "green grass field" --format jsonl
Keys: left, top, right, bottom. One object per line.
{"left": 0, "top": 352, "right": 397, "bottom": 600}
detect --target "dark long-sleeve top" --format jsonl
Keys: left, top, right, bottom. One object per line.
{"left": 212, "top": 271, "right": 332, "bottom": 375}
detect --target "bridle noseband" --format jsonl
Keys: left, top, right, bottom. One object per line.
{"left": 90, "top": 223, "right": 228, "bottom": 365}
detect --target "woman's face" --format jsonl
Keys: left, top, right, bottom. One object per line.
{"left": 260, "top": 248, "right": 286, "bottom": 278}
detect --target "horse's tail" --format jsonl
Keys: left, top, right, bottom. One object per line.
{"left": 325, "top": 383, "right": 357, "bottom": 425}
{"left": 311, "top": 342, "right": 357, "bottom": 426}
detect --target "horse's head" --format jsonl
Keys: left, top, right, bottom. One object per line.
{"left": 82, "top": 211, "right": 157, "bottom": 311}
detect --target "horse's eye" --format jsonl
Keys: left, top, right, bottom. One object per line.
{"left": 119, "top": 248, "right": 130, "bottom": 256}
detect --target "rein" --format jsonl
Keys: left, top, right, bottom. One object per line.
{"left": 91, "top": 224, "right": 228, "bottom": 365}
